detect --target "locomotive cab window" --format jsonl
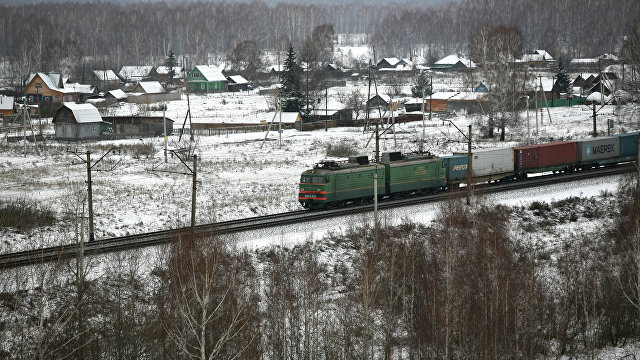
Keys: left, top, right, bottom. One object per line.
{"left": 311, "top": 176, "right": 324, "bottom": 183}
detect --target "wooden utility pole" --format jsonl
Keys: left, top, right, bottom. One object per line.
{"left": 467, "top": 125, "right": 472, "bottom": 206}
{"left": 163, "top": 104, "right": 168, "bottom": 163}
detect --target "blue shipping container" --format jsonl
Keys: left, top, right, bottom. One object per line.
{"left": 618, "top": 132, "right": 640, "bottom": 158}
{"left": 441, "top": 155, "right": 468, "bottom": 182}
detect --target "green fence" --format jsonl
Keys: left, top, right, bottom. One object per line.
{"left": 533, "top": 97, "right": 586, "bottom": 108}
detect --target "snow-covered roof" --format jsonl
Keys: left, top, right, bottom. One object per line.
{"left": 93, "top": 70, "right": 120, "bottom": 82}
{"left": 0, "top": 96, "right": 13, "bottom": 110}
{"left": 571, "top": 58, "right": 598, "bottom": 65}
{"left": 262, "top": 111, "right": 300, "bottom": 124}
{"left": 448, "top": 92, "right": 488, "bottom": 101}
{"left": 598, "top": 53, "right": 619, "bottom": 61}
{"left": 380, "top": 57, "right": 400, "bottom": 66}
{"left": 404, "top": 98, "right": 425, "bottom": 105}
{"left": 59, "top": 102, "right": 103, "bottom": 123}
{"left": 369, "top": 94, "right": 391, "bottom": 103}
{"left": 155, "top": 66, "right": 184, "bottom": 78}
{"left": 135, "top": 81, "right": 165, "bottom": 94}
{"left": 434, "top": 55, "right": 477, "bottom": 68}
{"left": 228, "top": 75, "right": 248, "bottom": 85}
{"left": 119, "top": 66, "right": 153, "bottom": 80}
{"left": 192, "top": 65, "right": 227, "bottom": 82}
{"left": 586, "top": 92, "right": 603, "bottom": 104}
{"left": 266, "top": 65, "right": 284, "bottom": 73}
{"left": 106, "top": 89, "right": 127, "bottom": 100}
{"left": 64, "top": 82, "right": 95, "bottom": 94}
{"left": 430, "top": 92, "right": 458, "bottom": 100}
{"left": 520, "top": 50, "right": 554, "bottom": 63}
{"left": 28, "top": 72, "right": 61, "bottom": 90}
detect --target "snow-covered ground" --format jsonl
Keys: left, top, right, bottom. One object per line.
{"left": 0, "top": 88, "right": 637, "bottom": 254}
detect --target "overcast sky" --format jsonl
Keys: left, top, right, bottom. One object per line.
{"left": 3, "top": 0, "right": 451, "bottom": 6}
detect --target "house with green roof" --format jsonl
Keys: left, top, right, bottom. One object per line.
{"left": 186, "top": 65, "right": 228, "bottom": 92}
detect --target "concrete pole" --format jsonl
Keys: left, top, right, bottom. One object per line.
{"left": 191, "top": 154, "right": 197, "bottom": 228}
{"left": 421, "top": 88, "right": 425, "bottom": 153}
{"left": 593, "top": 103, "right": 597, "bottom": 137}
{"left": 467, "top": 125, "right": 472, "bottom": 206}
{"left": 526, "top": 96, "right": 530, "bottom": 145}
{"left": 86, "top": 151, "right": 95, "bottom": 241}
{"left": 373, "top": 166, "right": 378, "bottom": 229}
{"left": 163, "top": 105, "right": 167, "bottom": 163}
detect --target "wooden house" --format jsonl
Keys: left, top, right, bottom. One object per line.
{"left": 118, "top": 66, "right": 153, "bottom": 82}
{"left": 148, "top": 66, "right": 184, "bottom": 82}
{"left": 367, "top": 94, "right": 391, "bottom": 109}
{"left": 91, "top": 70, "right": 122, "bottom": 89}
{"left": 376, "top": 57, "right": 405, "bottom": 69}
{"left": 432, "top": 55, "right": 477, "bottom": 71}
{"left": 102, "top": 115, "right": 174, "bottom": 138}
{"left": 227, "top": 75, "right": 250, "bottom": 92}
{"left": 518, "top": 50, "right": 554, "bottom": 68}
{"left": 424, "top": 92, "right": 457, "bottom": 112}
{"left": 105, "top": 89, "right": 127, "bottom": 101}
{"left": 132, "top": 81, "right": 165, "bottom": 94}
{"left": 0, "top": 96, "right": 14, "bottom": 118}
{"left": 52, "top": 103, "right": 110, "bottom": 140}
{"left": 25, "top": 73, "right": 79, "bottom": 104}
{"left": 186, "top": 65, "right": 228, "bottom": 92}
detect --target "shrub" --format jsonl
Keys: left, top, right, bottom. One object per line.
{"left": 0, "top": 199, "right": 56, "bottom": 231}
{"left": 325, "top": 139, "right": 358, "bottom": 158}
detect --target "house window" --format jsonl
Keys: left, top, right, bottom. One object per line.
{"left": 92, "top": 125, "right": 97, "bottom": 133}
{"left": 201, "top": 83, "right": 205, "bottom": 90}
{"left": 54, "top": 95, "right": 60, "bottom": 100}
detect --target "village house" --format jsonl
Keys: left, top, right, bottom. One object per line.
{"left": 186, "top": 65, "right": 228, "bottom": 92}
{"left": 118, "top": 66, "right": 153, "bottom": 82}
{"left": 432, "top": 55, "right": 477, "bottom": 71}
{"left": 25, "top": 72, "right": 78, "bottom": 104}
{"left": 91, "top": 70, "right": 122, "bottom": 89}
{"left": 570, "top": 53, "right": 619, "bottom": 72}
{"left": 105, "top": 89, "right": 127, "bottom": 101}
{"left": 518, "top": 50, "right": 554, "bottom": 68}
{"left": 148, "top": 66, "right": 184, "bottom": 83}
{"left": 132, "top": 81, "right": 166, "bottom": 94}
{"left": 52, "top": 102, "right": 110, "bottom": 141}
{"left": 227, "top": 75, "right": 250, "bottom": 92}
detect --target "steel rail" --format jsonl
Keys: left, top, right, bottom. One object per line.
{"left": 0, "top": 164, "right": 634, "bottom": 269}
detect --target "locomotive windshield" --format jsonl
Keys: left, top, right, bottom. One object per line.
{"left": 301, "top": 175, "right": 325, "bottom": 183}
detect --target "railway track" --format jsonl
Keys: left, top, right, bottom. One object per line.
{"left": 1, "top": 164, "right": 635, "bottom": 269}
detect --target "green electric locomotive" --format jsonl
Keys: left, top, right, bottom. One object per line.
{"left": 298, "top": 152, "right": 447, "bottom": 209}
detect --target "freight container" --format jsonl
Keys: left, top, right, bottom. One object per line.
{"left": 617, "top": 132, "right": 640, "bottom": 158}
{"left": 455, "top": 147, "right": 514, "bottom": 179}
{"left": 380, "top": 152, "right": 446, "bottom": 194}
{"left": 441, "top": 155, "right": 468, "bottom": 182}
{"left": 576, "top": 136, "right": 620, "bottom": 163}
{"left": 514, "top": 141, "right": 578, "bottom": 172}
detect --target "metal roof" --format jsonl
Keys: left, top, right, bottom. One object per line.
{"left": 228, "top": 75, "right": 248, "bottom": 85}
{"left": 135, "top": 81, "right": 165, "bottom": 94}
{"left": 119, "top": 66, "right": 153, "bottom": 80}
{"left": 58, "top": 102, "right": 103, "bottom": 123}
{"left": 192, "top": 65, "right": 227, "bottom": 82}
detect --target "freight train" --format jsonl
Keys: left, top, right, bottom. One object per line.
{"left": 298, "top": 132, "right": 640, "bottom": 209}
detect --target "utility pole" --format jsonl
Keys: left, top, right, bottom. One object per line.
{"left": 526, "top": 95, "right": 530, "bottom": 144}
{"left": 86, "top": 152, "right": 95, "bottom": 241}
{"left": 325, "top": 85, "right": 328, "bottom": 132}
{"left": 593, "top": 103, "right": 597, "bottom": 137}
{"left": 467, "top": 125, "right": 472, "bottom": 206}
{"left": 70, "top": 148, "right": 116, "bottom": 242}
{"left": 535, "top": 84, "right": 539, "bottom": 137}
{"left": 421, "top": 88, "right": 425, "bottom": 153}
{"left": 163, "top": 104, "right": 168, "bottom": 163}
{"left": 191, "top": 154, "right": 197, "bottom": 229}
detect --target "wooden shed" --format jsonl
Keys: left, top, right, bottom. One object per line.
{"left": 0, "top": 96, "right": 13, "bottom": 117}
{"left": 52, "top": 103, "right": 110, "bottom": 140}
{"left": 102, "top": 115, "right": 174, "bottom": 138}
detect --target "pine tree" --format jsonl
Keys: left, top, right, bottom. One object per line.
{"left": 165, "top": 50, "right": 177, "bottom": 85}
{"left": 411, "top": 71, "right": 432, "bottom": 98}
{"left": 555, "top": 60, "right": 571, "bottom": 94}
{"left": 279, "top": 43, "right": 304, "bottom": 113}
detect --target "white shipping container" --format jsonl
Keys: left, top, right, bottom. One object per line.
{"left": 456, "top": 147, "right": 514, "bottom": 178}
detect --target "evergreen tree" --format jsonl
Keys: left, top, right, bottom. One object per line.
{"left": 165, "top": 49, "right": 177, "bottom": 85}
{"left": 555, "top": 59, "right": 571, "bottom": 94}
{"left": 279, "top": 43, "right": 304, "bottom": 113}
{"left": 411, "top": 71, "right": 433, "bottom": 98}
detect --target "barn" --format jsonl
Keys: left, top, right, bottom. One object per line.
{"left": 102, "top": 115, "right": 174, "bottom": 138}
{"left": 52, "top": 103, "right": 110, "bottom": 140}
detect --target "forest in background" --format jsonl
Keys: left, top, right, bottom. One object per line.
{"left": 0, "top": 0, "right": 638, "bottom": 84}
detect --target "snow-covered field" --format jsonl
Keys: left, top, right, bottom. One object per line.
{"left": 1, "top": 87, "right": 637, "bottom": 253}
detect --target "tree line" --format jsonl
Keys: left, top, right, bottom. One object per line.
{"left": 1, "top": 177, "right": 639, "bottom": 358}
{"left": 0, "top": 0, "right": 638, "bottom": 85}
